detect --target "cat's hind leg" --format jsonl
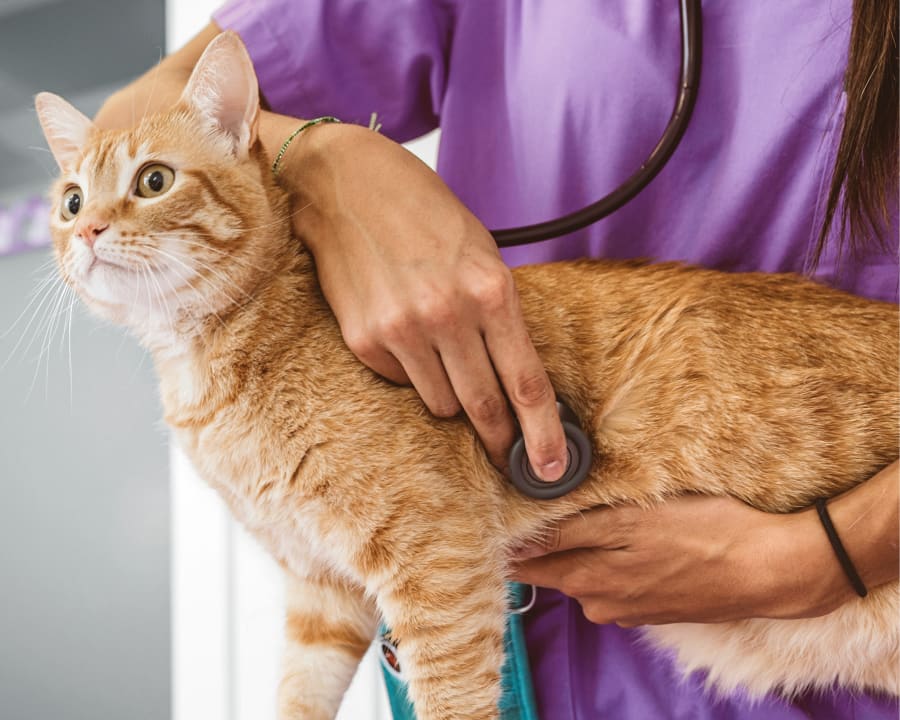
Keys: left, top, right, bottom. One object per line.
{"left": 372, "top": 548, "right": 508, "bottom": 720}
{"left": 278, "top": 569, "right": 377, "bottom": 720}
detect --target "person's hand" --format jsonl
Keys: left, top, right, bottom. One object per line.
{"left": 275, "top": 120, "right": 568, "bottom": 479}
{"left": 511, "top": 494, "right": 862, "bottom": 625}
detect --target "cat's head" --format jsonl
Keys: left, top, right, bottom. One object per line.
{"left": 35, "top": 32, "right": 284, "bottom": 348}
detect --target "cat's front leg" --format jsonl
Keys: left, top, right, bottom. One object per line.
{"left": 278, "top": 569, "right": 377, "bottom": 720}
{"left": 375, "top": 559, "right": 509, "bottom": 720}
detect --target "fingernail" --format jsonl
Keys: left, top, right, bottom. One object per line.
{"left": 538, "top": 460, "right": 564, "bottom": 482}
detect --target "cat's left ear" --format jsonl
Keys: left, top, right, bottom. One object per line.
{"left": 180, "top": 31, "right": 260, "bottom": 159}
{"left": 34, "top": 92, "right": 95, "bottom": 172}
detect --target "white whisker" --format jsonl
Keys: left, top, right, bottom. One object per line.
{"left": 145, "top": 257, "right": 175, "bottom": 331}
{"left": 65, "top": 291, "right": 75, "bottom": 408}
{"left": 42, "top": 284, "right": 73, "bottom": 399}
{"left": 25, "top": 275, "right": 69, "bottom": 401}
{"left": 141, "top": 261, "right": 155, "bottom": 327}
{"left": 145, "top": 252, "right": 230, "bottom": 334}
{"left": 1, "top": 272, "right": 66, "bottom": 371}
{"left": 150, "top": 245, "right": 247, "bottom": 309}
{"left": 2, "top": 269, "right": 59, "bottom": 340}
{"left": 237, "top": 203, "right": 314, "bottom": 233}
{"left": 167, "top": 202, "right": 311, "bottom": 237}
{"left": 30, "top": 255, "right": 60, "bottom": 275}
{"left": 166, "top": 237, "right": 274, "bottom": 274}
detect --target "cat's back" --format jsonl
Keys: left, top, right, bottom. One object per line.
{"left": 511, "top": 259, "right": 897, "bottom": 510}
{"left": 513, "top": 258, "right": 897, "bottom": 370}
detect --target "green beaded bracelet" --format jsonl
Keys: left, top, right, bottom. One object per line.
{"left": 271, "top": 116, "right": 342, "bottom": 177}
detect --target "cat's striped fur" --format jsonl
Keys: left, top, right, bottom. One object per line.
{"left": 37, "top": 32, "right": 898, "bottom": 720}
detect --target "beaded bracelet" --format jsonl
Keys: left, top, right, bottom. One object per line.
{"left": 814, "top": 497, "right": 868, "bottom": 598}
{"left": 271, "top": 116, "right": 342, "bottom": 177}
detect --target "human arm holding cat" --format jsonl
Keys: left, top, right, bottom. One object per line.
{"left": 513, "top": 459, "right": 899, "bottom": 624}
{"left": 92, "top": 22, "right": 569, "bottom": 481}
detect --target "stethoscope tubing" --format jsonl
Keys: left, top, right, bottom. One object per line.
{"left": 490, "top": 0, "right": 702, "bottom": 248}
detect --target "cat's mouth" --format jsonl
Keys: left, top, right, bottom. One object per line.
{"left": 73, "top": 252, "right": 142, "bottom": 303}
{"left": 85, "top": 252, "right": 138, "bottom": 276}
{"left": 75, "top": 249, "right": 187, "bottom": 314}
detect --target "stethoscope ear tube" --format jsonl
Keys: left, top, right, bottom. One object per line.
{"left": 508, "top": 401, "right": 592, "bottom": 499}
{"left": 490, "top": 0, "right": 702, "bottom": 247}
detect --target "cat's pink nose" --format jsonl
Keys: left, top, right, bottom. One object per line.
{"left": 75, "top": 219, "right": 109, "bottom": 248}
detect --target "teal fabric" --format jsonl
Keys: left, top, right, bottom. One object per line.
{"left": 500, "top": 584, "right": 541, "bottom": 720}
{"left": 381, "top": 654, "right": 416, "bottom": 720}
{"left": 380, "top": 583, "right": 539, "bottom": 719}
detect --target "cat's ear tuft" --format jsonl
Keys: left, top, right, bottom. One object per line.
{"left": 34, "top": 92, "right": 94, "bottom": 172}
{"left": 180, "top": 31, "right": 260, "bottom": 159}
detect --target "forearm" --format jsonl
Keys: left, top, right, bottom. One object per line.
{"left": 512, "top": 460, "right": 898, "bottom": 624}
{"left": 93, "top": 20, "right": 310, "bottom": 150}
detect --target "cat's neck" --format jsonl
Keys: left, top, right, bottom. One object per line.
{"left": 151, "top": 245, "right": 325, "bottom": 358}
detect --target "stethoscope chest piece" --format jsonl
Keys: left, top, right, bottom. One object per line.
{"left": 508, "top": 401, "right": 592, "bottom": 499}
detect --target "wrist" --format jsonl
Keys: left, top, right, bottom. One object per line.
{"left": 259, "top": 113, "right": 366, "bottom": 252}
{"left": 95, "top": 67, "right": 191, "bottom": 130}
{"left": 825, "top": 462, "right": 899, "bottom": 592}
{"left": 743, "top": 508, "right": 853, "bottom": 619}
{"left": 272, "top": 117, "right": 342, "bottom": 177}
{"left": 261, "top": 112, "right": 360, "bottom": 185}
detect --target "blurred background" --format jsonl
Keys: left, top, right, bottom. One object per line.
{"left": 0, "top": 2, "right": 169, "bottom": 720}
{"left": 0, "top": 1, "right": 439, "bottom": 718}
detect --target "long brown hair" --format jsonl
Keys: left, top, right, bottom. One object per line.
{"left": 814, "top": 0, "right": 899, "bottom": 266}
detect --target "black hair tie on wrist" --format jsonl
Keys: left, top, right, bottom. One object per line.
{"left": 814, "top": 498, "right": 868, "bottom": 598}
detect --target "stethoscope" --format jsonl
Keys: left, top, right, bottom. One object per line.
{"left": 497, "top": 0, "right": 702, "bottom": 499}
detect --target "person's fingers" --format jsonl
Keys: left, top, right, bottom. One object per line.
{"left": 438, "top": 331, "right": 517, "bottom": 470}
{"left": 341, "top": 315, "right": 412, "bottom": 386}
{"left": 549, "top": 507, "right": 634, "bottom": 552}
{"left": 391, "top": 345, "right": 462, "bottom": 418}
{"left": 513, "top": 507, "right": 635, "bottom": 560}
{"left": 511, "top": 552, "right": 651, "bottom": 625}
{"left": 510, "top": 550, "right": 582, "bottom": 591}
{"left": 482, "top": 302, "right": 567, "bottom": 481}
{"left": 343, "top": 306, "right": 463, "bottom": 416}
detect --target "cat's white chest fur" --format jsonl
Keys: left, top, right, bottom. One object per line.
{"left": 175, "top": 417, "right": 332, "bottom": 576}
{"left": 159, "top": 352, "right": 352, "bottom": 582}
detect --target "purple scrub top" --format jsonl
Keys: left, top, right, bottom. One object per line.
{"left": 214, "top": 1, "right": 899, "bottom": 717}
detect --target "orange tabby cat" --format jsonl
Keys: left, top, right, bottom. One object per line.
{"left": 36, "top": 32, "right": 898, "bottom": 720}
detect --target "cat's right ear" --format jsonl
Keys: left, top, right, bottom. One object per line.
{"left": 34, "top": 92, "right": 94, "bottom": 172}
{"left": 180, "top": 31, "right": 260, "bottom": 159}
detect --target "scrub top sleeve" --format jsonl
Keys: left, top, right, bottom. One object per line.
{"left": 213, "top": 0, "right": 450, "bottom": 142}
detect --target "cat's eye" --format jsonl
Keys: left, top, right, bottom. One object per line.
{"left": 60, "top": 187, "right": 83, "bottom": 221}
{"left": 135, "top": 164, "right": 175, "bottom": 198}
